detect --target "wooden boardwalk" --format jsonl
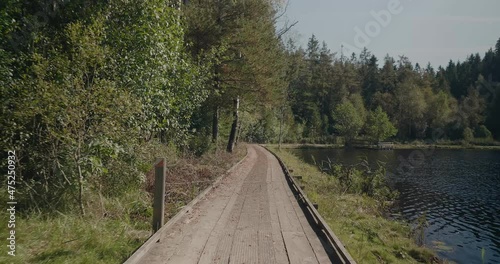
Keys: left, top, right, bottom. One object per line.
{"left": 135, "top": 145, "right": 340, "bottom": 264}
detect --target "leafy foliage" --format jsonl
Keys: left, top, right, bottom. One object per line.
{"left": 475, "top": 125, "right": 492, "bottom": 139}
{"left": 184, "top": 0, "right": 287, "bottom": 147}
{"left": 332, "top": 101, "right": 364, "bottom": 142}
{"left": 365, "top": 107, "right": 398, "bottom": 142}
{"left": 463, "top": 127, "right": 475, "bottom": 142}
{"left": 107, "top": 0, "right": 210, "bottom": 143}
{"left": 0, "top": 0, "right": 211, "bottom": 213}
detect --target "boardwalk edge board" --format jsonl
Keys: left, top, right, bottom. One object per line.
{"left": 123, "top": 146, "right": 249, "bottom": 264}
{"left": 262, "top": 145, "right": 357, "bottom": 264}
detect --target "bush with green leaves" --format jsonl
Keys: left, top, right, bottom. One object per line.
{"left": 0, "top": 1, "right": 212, "bottom": 214}
{"left": 325, "top": 160, "right": 397, "bottom": 208}
{"left": 475, "top": 125, "right": 492, "bottom": 139}
{"left": 332, "top": 101, "right": 365, "bottom": 143}
{"left": 365, "top": 106, "right": 398, "bottom": 142}
{"left": 463, "top": 127, "right": 475, "bottom": 142}
{"left": 106, "top": 0, "right": 211, "bottom": 143}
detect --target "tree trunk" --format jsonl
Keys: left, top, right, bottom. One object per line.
{"left": 235, "top": 122, "right": 241, "bottom": 146}
{"left": 212, "top": 55, "right": 221, "bottom": 144}
{"left": 278, "top": 106, "right": 285, "bottom": 150}
{"left": 160, "top": 130, "right": 166, "bottom": 143}
{"left": 278, "top": 118, "right": 283, "bottom": 150}
{"left": 212, "top": 105, "right": 219, "bottom": 143}
{"left": 227, "top": 96, "right": 240, "bottom": 153}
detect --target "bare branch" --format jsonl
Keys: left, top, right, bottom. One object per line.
{"left": 277, "top": 20, "right": 298, "bottom": 39}
{"left": 273, "top": 0, "right": 290, "bottom": 22}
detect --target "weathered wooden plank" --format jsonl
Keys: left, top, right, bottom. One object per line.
{"left": 264, "top": 145, "right": 357, "bottom": 264}
{"left": 282, "top": 232, "right": 319, "bottom": 264}
{"left": 209, "top": 180, "right": 249, "bottom": 263}
{"left": 258, "top": 170, "right": 276, "bottom": 264}
{"left": 196, "top": 175, "right": 246, "bottom": 264}
{"left": 267, "top": 159, "right": 290, "bottom": 264}
{"left": 166, "top": 194, "right": 231, "bottom": 263}
{"left": 285, "top": 175, "right": 332, "bottom": 263}
{"left": 230, "top": 151, "right": 267, "bottom": 264}
{"left": 270, "top": 155, "right": 320, "bottom": 264}
{"left": 209, "top": 149, "right": 266, "bottom": 263}
{"left": 230, "top": 229, "right": 259, "bottom": 264}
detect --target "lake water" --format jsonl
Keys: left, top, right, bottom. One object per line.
{"left": 290, "top": 148, "right": 500, "bottom": 264}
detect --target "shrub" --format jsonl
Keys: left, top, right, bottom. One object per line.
{"left": 365, "top": 106, "right": 398, "bottom": 142}
{"left": 475, "top": 125, "right": 492, "bottom": 139}
{"left": 462, "top": 127, "right": 474, "bottom": 142}
{"left": 323, "top": 159, "right": 398, "bottom": 208}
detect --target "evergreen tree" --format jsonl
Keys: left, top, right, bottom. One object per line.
{"left": 379, "top": 55, "right": 397, "bottom": 93}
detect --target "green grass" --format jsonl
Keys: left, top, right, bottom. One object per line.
{"left": 269, "top": 147, "right": 451, "bottom": 264}
{"left": 264, "top": 143, "right": 344, "bottom": 149}
{"left": 0, "top": 191, "right": 151, "bottom": 264}
{"left": 393, "top": 139, "right": 500, "bottom": 150}
{"left": 266, "top": 140, "right": 500, "bottom": 151}
{"left": 393, "top": 143, "right": 500, "bottom": 150}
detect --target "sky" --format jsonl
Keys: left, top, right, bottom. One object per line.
{"left": 279, "top": 0, "right": 500, "bottom": 68}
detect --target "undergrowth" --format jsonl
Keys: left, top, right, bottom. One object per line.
{"left": 0, "top": 143, "right": 245, "bottom": 263}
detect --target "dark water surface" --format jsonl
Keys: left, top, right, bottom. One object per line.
{"left": 290, "top": 148, "right": 500, "bottom": 264}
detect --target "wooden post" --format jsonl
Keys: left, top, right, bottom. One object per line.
{"left": 153, "top": 158, "right": 166, "bottom": 234}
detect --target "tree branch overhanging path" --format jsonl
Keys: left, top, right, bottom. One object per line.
{"left": 184, "top": 0, "right": 294, "bottom": 151}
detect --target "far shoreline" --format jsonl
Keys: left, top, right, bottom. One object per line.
{"left": 264, "top": 143, "right": 500, "bottom": 151}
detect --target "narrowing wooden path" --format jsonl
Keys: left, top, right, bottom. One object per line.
{"left": 124, "top": 145, "right": 355, "bottom": 264}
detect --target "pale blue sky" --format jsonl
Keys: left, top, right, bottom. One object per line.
{"left": 280, "top": 0, "right": 500, "bottom": 68}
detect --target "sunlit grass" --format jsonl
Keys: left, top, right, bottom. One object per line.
{"left": 0, "top": 191, "right": 150, "bottom": 264}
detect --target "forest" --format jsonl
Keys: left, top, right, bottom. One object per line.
{"left": 1, "top": 0, "right": 499, "bottom": 263}
{"left": 275, "top": 35, "right": 500, "bottom": 145}
{"left": 1, "top": 0, "right": 500, "bottom": 214}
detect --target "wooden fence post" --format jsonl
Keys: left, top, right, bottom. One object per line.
{"left": 153, "top": 158, "right": 166, "bottom": 235}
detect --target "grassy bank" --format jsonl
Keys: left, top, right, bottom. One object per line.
{"left": 0, "top": 145, "right": 245, "bottom": 264}
{"left": 393, "top": 143, "right": 500, "bottom": 150}
{"left": 265, "top": 143, "right": 344, "bottom": 149}
{"left": 0, "top": 192, "right": 151, "bottom": 264}
{"left": 267, "top": 142, "right": 500, "bottom": 150}
{"left": 269, "top": 147, "right": 446, "bottom": 264}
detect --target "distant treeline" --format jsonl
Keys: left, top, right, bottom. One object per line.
{"left": 264, "top": 35, "right": 500, "bottom": 144}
